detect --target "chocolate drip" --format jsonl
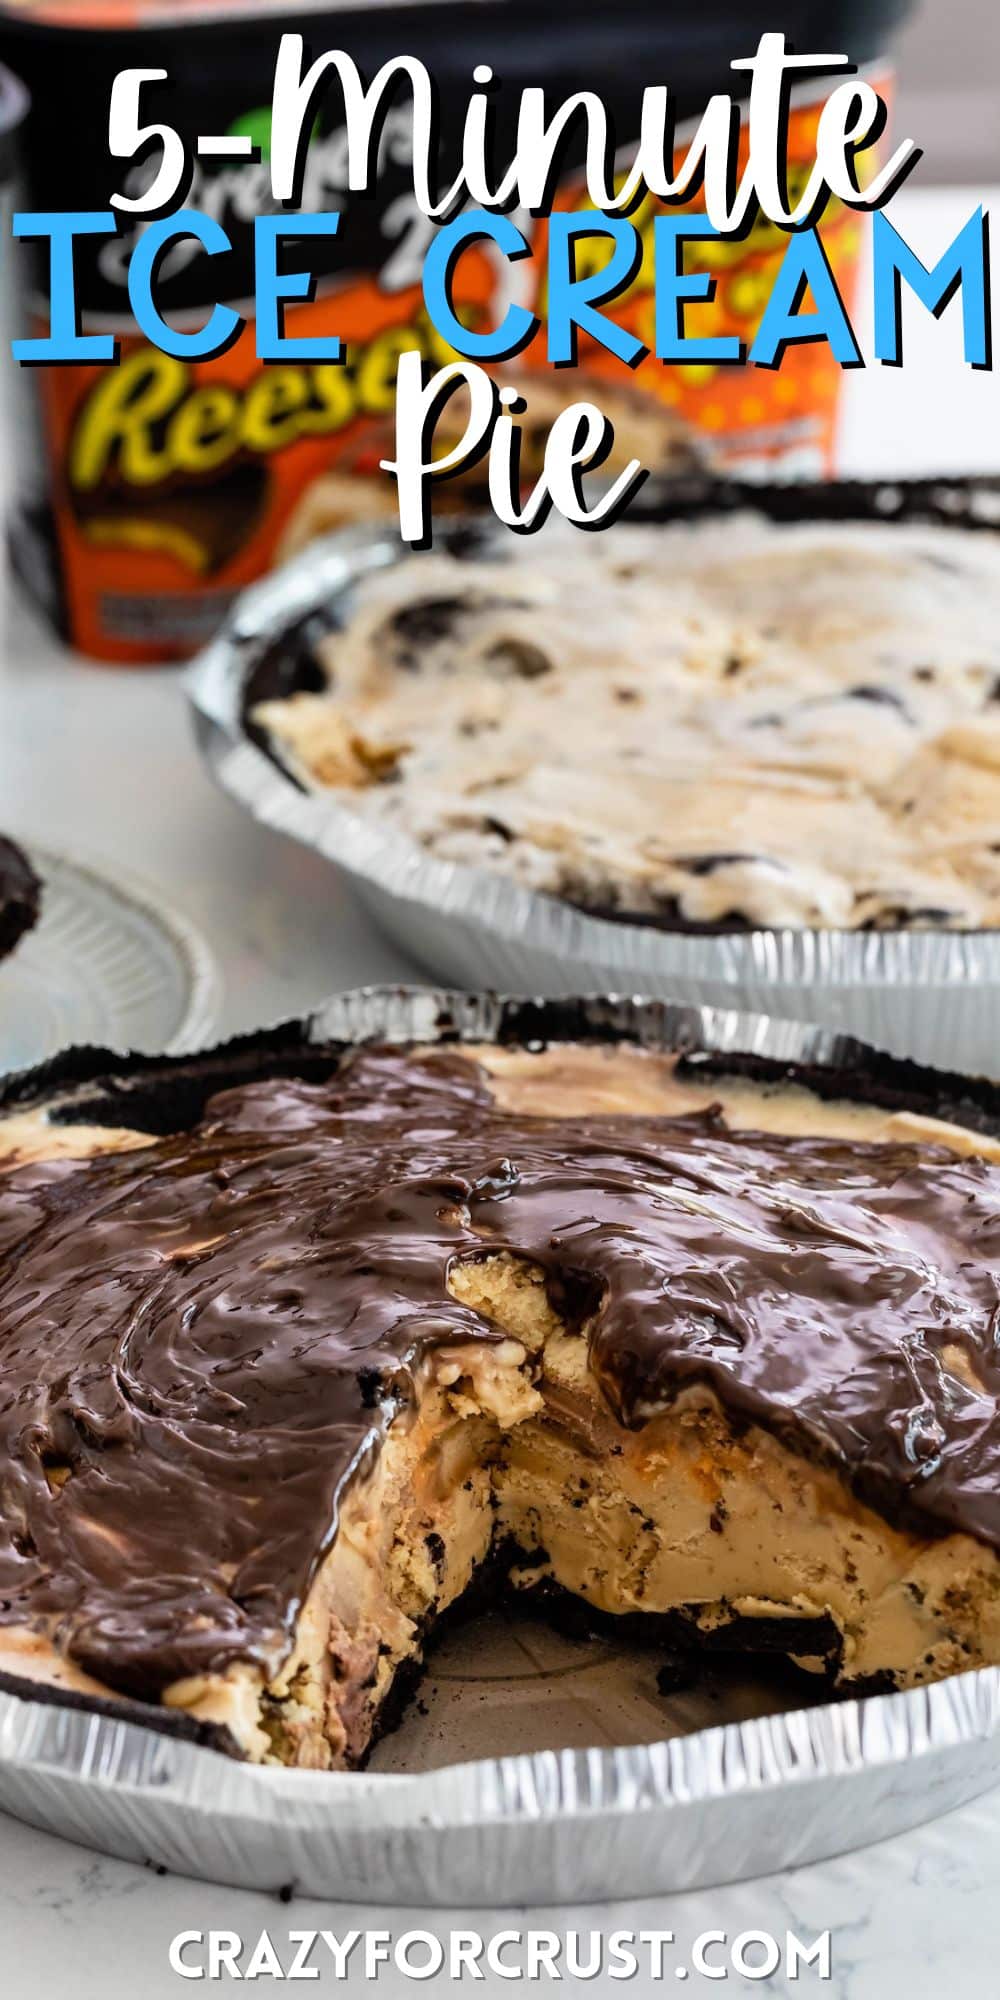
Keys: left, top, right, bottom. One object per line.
{"left": 1, "top": 1045, "right": 999, "bottom": 1701}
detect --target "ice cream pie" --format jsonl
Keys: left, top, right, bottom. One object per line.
{"left": 255, "top": 513, "right": 1000, "bottom": 932}
{"left": 0, "top": 837, "right": 40, "bottom": 964}
{"left": 2, "top": 1019, "right": 1000, "bottom": 1769}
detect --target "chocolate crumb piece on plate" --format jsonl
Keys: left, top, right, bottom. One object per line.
{"left": 0, "top": 837, "right": 41, "bottom": 964}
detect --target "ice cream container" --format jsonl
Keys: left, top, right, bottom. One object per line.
{"left": 1, "top": 0, "right": 912, "bottom": 661}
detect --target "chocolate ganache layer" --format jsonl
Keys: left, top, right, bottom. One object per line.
{"left": 0, "top": 838, "right": 40, "bottom": 964}
{"left": 2, "top": 1036, "right": 1000, "bottom": 1752}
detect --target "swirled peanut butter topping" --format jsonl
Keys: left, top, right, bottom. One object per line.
{"left": 0, "top": 1043, "right": 999, "bottom": 1703}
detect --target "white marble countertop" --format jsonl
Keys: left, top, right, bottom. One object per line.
{"left": 1, "top": 185, "right": 999, "bottom": 1995}
{"left": 0, "top": 1784, "right": 997, "bottom": 1999}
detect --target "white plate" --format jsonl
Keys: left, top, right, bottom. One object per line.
{"left": 0, "top": 846, "right": 220, "bottom": 1074}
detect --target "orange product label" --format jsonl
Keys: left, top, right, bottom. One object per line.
{"left": 32, "top": 273, "right": 488, "bottom": 663}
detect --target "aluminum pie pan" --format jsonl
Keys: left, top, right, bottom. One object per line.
{"left": 185, "top": 476, "right": 1000, "bottom": 1079}
{"left": 1, "top": 983, "right": 1000, "bottom": 1903}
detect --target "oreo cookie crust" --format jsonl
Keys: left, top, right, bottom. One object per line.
{"left": 2, "top": 1015, "right": 1000, "bottom": 1768}
{"left": 254, "top": 510, "right": 1000, "bottom": 932}
{"left": 0, "top": 838, "right": 40, "bottom": 964}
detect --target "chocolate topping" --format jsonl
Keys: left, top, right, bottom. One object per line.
{"left": 0, "top": 838, "right": 40, "bottom": 964}
{"left": 1, "top": 1044, "right": 1000, "bottom": 1703}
